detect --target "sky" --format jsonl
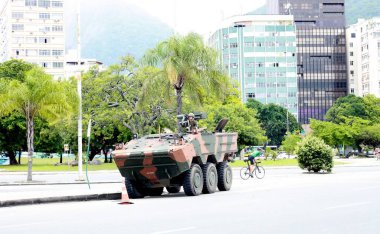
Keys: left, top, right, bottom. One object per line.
{"left": 65, "top": 0, "right": 266, "bottom": 36}
{"left": 127, "top": 0, "right": 266, "bottom": 35}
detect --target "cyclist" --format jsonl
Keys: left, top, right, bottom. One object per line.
{"left": 248, "top": 148, "right": 263, "bottom": 174}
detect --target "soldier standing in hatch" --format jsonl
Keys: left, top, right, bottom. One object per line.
{"left": 188, "top": 113, "right": 198, "bottom": 134}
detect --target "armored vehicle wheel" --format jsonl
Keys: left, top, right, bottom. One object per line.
{"left": 217, "top": 162, "right": 233, "bottom": 191}
{"left": 202, "top": 162, "right": 218, "bottom": 194}
{"left": 146, "top": 187, "right": 164, "bottom": 196}
{"left": 166, "top": 185, "right": 181, "bottom": 193}
{"left": 125, "top": 179, "right": 145, "bottom": 198}
{"left": 183, "top": 164, "right": 204, "bottom": 196}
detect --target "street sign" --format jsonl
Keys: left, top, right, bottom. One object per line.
{"left": 64, "top": 144, "right": 69, "bottom": 152}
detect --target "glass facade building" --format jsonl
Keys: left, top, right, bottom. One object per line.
{"left": 269, "top": 0, "right": 348, "bottom": 124}
{"left": 208, "top": 15, "right": 298, "bottom": 119}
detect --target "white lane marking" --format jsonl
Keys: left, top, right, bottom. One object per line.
{"left": 149, "top": 226, "right": 196, "bottom": 234}
{"left": 325, "top": 202, "right": 370, "bottom": 210}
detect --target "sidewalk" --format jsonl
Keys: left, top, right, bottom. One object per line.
{"left": 0, "top": 170, "right": 124, "bottom": 207}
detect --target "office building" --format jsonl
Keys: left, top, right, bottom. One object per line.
{"left": 268, "top": 0, "right": 348, "bottom": 124}
{"left": 208, "top": 15, "right": 298, "bottom": 119}
{"left": 346, "top": 17, "right": 380, "bottom": 97}
{"left": 0, "top": 0, "right": 65, "bottom": 79}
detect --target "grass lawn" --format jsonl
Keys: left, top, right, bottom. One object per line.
{"left": 0, "top": 158, "right": 118, "bottom": 172}
{"left": 231, "top": 159, "right": 299, "bottom": 167}
{"left": 0, "top": 158, "right": 348, "bottom": 172}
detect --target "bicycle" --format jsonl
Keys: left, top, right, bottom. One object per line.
{"left": 240, "top": 159, "right": 265, "bottom": 180}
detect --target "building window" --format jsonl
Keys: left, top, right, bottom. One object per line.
{"left": 230, "top": 43, "right": 238, "bottom": 48}
{"left": 12, "top": 24, "right": 24, "bottom": 31}
{"left": 350, "top": 52, "right": 354, "bottom": 56}
{"left": 39, "top": 37, "right": 50, "bottom": 44}
{"left": 53, "top": 62, "right": 63, "bottom": 68}
{"left": 41, "top": 62, "right": 49, "bottom": 68}
{"left": 25, "top": 0, "right": 37, "bottom": 6}
{"left": 39, "top": 13, "right": 50, "bottom": 19}
{"left": 246, "top": 93, "right": 255, "bottom": 99}
{"left": 351, "top": 33, "right": 356, "bottom": 38}
{"left": 246, "top": 72, "right": 253, "bottom": 77}
{"left": 349, "top": 42, "right": 353, "bottom": 47}
{"left": 38, "top": 0, "right": 51, "bottom": 8}
{"left": 51, "top": 1, "right": 63, "bottom": 7}
{"left": 12, "top": 12, "right": 24, "bottom": 19}
{"left": 230, "top": 63, "right": 238, "bottom": 69}
{"left": 350, "top": 61, "right": 354, "bottom": 66}
{"left": 52, "top": 50, "right": 63, "bottom": 56}
{"left": 350, "top": 70, "right": 354, "bottom": 75}
{"left": 52, "top": 25, "right": 63, "bottom": 32}
{"left": 246, "top": 62, "right": 254, "bottom": 68}
{"left": 244, "top": 42, "right": 254, "bottom": 47}
{"left": 288, "top": 92, "right": 296, "bottom": 98}
{"left": 39, "top": 50, "right": 51, "bottom": 56}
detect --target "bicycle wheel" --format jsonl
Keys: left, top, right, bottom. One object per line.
{"left": 240, "top": 167, "right": 250, "bottom": 180}
{"left": 254, "top": 166, "right": 265, "bottom": 179}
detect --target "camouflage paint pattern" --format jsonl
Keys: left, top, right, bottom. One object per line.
{"left": 112, "top": 132, "right": 238, "bottom": 188}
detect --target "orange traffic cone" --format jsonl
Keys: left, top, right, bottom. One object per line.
{"left": 119, "top": 181, "right": 133, "bottom": 205}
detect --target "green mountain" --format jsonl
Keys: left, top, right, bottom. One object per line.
{"left": 65, "top": 0, "right": 172, "bottom": 65}
{"left": 248, "top": 0, "right": 380, "bottom": 25}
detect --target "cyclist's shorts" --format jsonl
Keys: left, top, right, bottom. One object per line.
{"left": 248, "top": 155, "right": 255, "bottom": 164}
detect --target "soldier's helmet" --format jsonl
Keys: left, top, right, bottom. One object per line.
{"left": 188, "top": 113, "right": 195, "bottom": 118}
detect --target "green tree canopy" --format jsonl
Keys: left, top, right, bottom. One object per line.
{"left": 202, "top": 96, "right": 267, "bottom": 149}
{"left": 143, "top": 33, "right": 230, "bottom": 121}
{"left": 0, "top": 66, "right": 77, "bottom": 181}
{"left": 281, "top": 132, "right": 302, "bottom": 155}
{"left": 325, "top": 94, "right": 367, "bottom": 123}
{"left": 247, "top": 102, "right": 301, "bottom": 146}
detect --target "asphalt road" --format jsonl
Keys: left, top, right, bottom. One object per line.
{"left": 1, "top": 166, "right": 380, "bottom": 234}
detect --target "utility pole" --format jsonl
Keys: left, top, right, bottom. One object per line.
{"left": 76, "top": 0, "right": 84, "bottom": 181}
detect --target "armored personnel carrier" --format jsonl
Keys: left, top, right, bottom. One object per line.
{"left": 112, "top": 113, "right": 238, "bottom": 198}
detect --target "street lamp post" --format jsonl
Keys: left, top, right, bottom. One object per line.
{"left": 76, "top": 0, "right": 84, "bottom": 181}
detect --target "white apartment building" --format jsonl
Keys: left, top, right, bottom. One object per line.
{"left": 0, "top": 0, "right": 65, "bottom": 79}
{"left": 347, "top": 17, "right": 380, "bottom": 97}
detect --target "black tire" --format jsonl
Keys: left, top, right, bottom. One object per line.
{"left": 217, "top": 161, "right": 233, "bottom": 191}
{"left": 202, "top": 163, "right": 218, "bottom": 194}
{"left": 166, "top": 185, "right": 181, "bottom": 193}
{"left": 125, "top": 179, "right": 145, "bottom": 199}
{"left": 254, "top": 166, "right": 265, "bottom": 179}
{"left": 146, "top": 187, "right": 164, "bottom": 196}
{"left": 183, "top": 164, "right": 204, "bottom": 196}
{"left": 240, "top": 167, "right": 250, "bottom": 180}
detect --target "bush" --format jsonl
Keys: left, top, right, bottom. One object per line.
{"left": 295, "top": 136, "right": 334, "bottom": 173}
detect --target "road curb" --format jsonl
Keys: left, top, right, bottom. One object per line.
{"left": 0, "top": 192, "right": 121, "bottom": 208}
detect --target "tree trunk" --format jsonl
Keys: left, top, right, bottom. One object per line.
{"left": 7, "top": 151, "right": 18, "bottom": 165}
{"left": 103, "top": 149, "right": 108, "bottom": 163}
{"left": 26, "top": 115, "right": 34, "bottom": 182}
{"left": 18, "top": 151, "right": 21, "bottom": 164}
{"left": 176, "top": 88, "right": 183, "bottom": 132}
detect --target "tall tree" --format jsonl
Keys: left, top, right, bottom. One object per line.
{"left": 143, "top": 33, "right": 229, "bottom": 126}
{"left": 325, "top": 94, "right": 367, "bottom": 124}
{"left": 247, "top": 103, "right": 301, "bottom": 146}
{"left": 0, "top": 67, "right": 76, "bottom": 181}
{"left": 0, "top": 60, "right": 33, "bottom": 164}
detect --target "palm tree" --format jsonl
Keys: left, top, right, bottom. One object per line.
{"left": 143, "top": 33, "right": 229, "bottom": 120}
{"left": 0, "top": 67, "right": 76, "bottom": 181}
